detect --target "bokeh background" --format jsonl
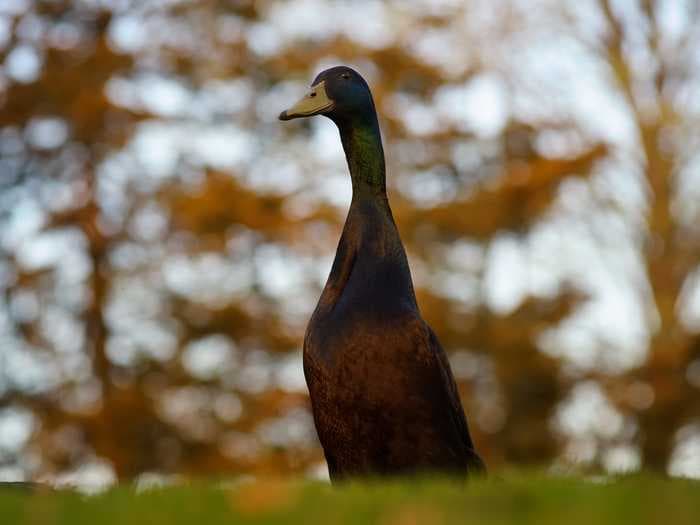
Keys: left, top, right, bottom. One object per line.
{"left": 1, "top": 0, "right": 699, "bottom": 488}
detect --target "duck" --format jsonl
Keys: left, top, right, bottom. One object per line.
{"left": 279, "top": 66, "right": 485, "bottom": 481}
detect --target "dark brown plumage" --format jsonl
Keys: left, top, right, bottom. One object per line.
{"left": 280, "top": 66, "right": 485, "bottom": 481}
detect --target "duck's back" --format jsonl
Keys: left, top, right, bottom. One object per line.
{"left": 303, "top": 200, "right": 483, "bottom": 480}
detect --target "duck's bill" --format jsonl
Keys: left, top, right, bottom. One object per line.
{"left": 279, "top": 80, "right": 334, "bottom": 120}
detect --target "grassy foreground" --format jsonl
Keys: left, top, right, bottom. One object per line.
{"left": 1, "top": 472, "right": 698, "bottom": 525}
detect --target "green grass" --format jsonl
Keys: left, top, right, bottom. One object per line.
{"left": 1, "top": 472, "right": 698, "bottom": 524}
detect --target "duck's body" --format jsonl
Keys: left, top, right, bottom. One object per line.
{"left": 304, "top": 197, "right": 483, "bottom": 479}
{"left": 280, "top": 67, "right": 484, "bottom": 481}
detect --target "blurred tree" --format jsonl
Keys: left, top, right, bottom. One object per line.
{"left": 0, "top": 0, "right": 698, "bottom": 483}
{"left": 590, "top": 0, "right": 700, "bottom": 471}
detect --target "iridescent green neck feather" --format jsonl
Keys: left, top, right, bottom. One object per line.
{"left": 338, "top": 116, "right": 386, "bottom": 197}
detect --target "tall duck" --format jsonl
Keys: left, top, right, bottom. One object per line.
{"left": 280, "top": 66, "right": 485, "bottom": 481}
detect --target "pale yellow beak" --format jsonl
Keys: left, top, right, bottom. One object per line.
{"left": 279, "top": 81, "right": 334, "bottom": 120}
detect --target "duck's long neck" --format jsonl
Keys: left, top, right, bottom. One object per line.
{"left": 337, "top": 114, "right": 386, "bottom": 199}
{"left": 316, "top": 111, "right": 416, "bottom": 312}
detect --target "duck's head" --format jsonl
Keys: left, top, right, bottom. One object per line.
{"left": 279, "top": 66, "right": 375, "bottom": 123}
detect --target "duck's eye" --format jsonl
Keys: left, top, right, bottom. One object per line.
{"left": 341, "top": 73, "right": 350, "bottom": 80}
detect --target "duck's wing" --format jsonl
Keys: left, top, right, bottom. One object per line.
{"left": 420, "top": 321, "right": 486, "bottom": 474}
